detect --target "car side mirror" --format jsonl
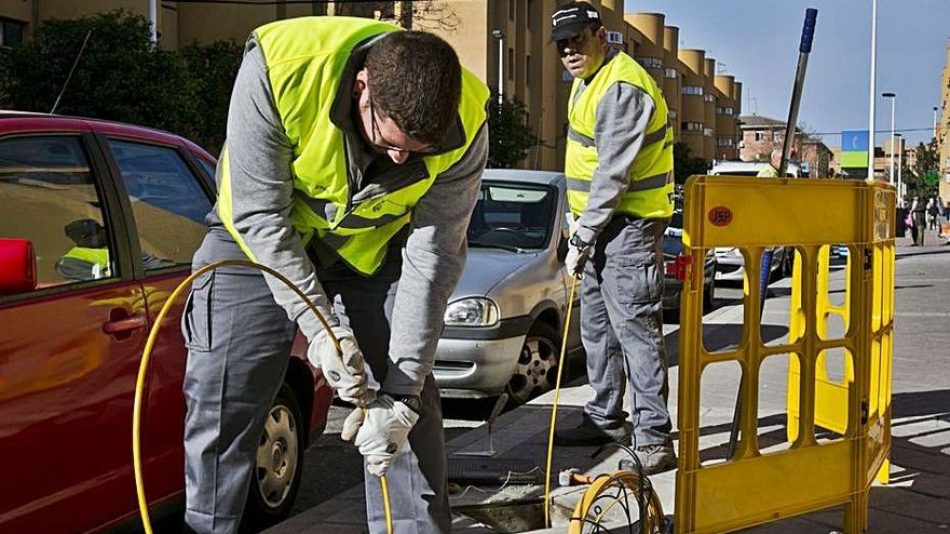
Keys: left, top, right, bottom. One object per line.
{"left": 0, "top": 239, "right": 37, "bottom": 296}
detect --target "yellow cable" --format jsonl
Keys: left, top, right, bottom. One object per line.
{"left": 380, "top": 474, "right": 393, "bottom": 531}
{"left": 132, "top": 259, "right": 394, "bottom": 534}
{"left": 568, "top": 470, "right": 664, "bottom": 534}
{"left": 543, "top": 275, "right": 579, "bottom": 528}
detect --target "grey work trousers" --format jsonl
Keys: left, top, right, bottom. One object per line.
{"left": 580, "top": 216, "right": 672, "bottom": 446}
{"left": 182, "top": 229, "right": 450, "bottom": 534}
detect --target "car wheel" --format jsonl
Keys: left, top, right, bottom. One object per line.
{"left": 703, "top": 275, "right": 716, "bottom": 312}
{"left": 505, "top": 322, "right": 560, "bottom": 407}
{"left": 782, "top": 247, "right": 795, "bottom": 278}
{"left": 244, "top": 384, "right": 305, "bottom": 529}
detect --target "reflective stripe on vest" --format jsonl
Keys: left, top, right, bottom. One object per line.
{"left": 218, "top": 17, "right": 489, "bottom": 274}
{"left": 565, "top": 52, "right": 674, "bottom": 219}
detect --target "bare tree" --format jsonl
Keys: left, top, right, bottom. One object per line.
{"left": 348, "top": 1, "right": 457, "bottom": 31}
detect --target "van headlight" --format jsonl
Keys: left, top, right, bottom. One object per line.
{"left": 444, "top": 298, "right": 499, "bottom": 327}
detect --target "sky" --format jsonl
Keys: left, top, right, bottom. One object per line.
{"left": 626, "top": 0, "right": 950, "bottom": 150}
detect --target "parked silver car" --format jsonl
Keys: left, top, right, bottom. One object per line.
{"left": 433, "top": 170, "right": 582, "bottom": 405}
{"left": 714, "top": 245, "right": 792, "bottom": 283}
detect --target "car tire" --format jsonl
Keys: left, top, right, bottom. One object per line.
{"left": 505, "top": 321, "right": 560, "bottom": 407}
{"left": 702, "top": 275, "right": 716, "bottom": 312}
{"left": 243, "top": 383, "right": 305, "bottom": 530}
{"left": 782, "top": 247, "right": 795, "bottom": 278}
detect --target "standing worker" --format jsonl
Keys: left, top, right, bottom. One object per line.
{"left": 550, "top": 2, "right": 676, "bottom": 475}
{"left": 181, "top": 17, "right": 488, "bottom": 534}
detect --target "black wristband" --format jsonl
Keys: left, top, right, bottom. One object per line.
{"left": 390, "top": 394, "right": 422, "bottom": 414}
{"left": 569, "top": 233, "right": 591, "bottom": 250}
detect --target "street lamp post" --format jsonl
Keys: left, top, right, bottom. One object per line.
{"left": 867, "top": 0, "right": 878, "bottom": 181}
{"left": 492, "top": 29, "right": 505, "bottom": 106}
{"left": 895, "top": 133, "right": 904, "bottom": 202}
{"left": 883, "top": 92, "right": 896, "bottom": 185}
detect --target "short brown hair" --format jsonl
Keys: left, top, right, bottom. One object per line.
{"left": 365, "top": 31, "right": 462, "bottom": 145}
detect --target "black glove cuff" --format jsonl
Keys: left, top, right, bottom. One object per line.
{"left": 388, "top": 393, "right": 422, "bottom": 414}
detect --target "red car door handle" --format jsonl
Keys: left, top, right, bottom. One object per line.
{"left": 103, "top": 315, "right": 147, "bottom": 335}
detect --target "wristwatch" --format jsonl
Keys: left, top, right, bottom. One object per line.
{"left": 569, "top": 233, "right": 591, "bottom": 251}
{"left": 390, "top": 394, "right": 422, "bottom": 414}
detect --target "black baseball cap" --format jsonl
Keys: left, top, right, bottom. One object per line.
{"left": 550, "top": 1, "right": 603, "bottom": 43}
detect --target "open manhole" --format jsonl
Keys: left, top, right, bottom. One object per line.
{"left": 454, "top": 499, "right": 546, "bottom": 533}
{"left": 447, "top": 457, "right": 543, "bottom": 485}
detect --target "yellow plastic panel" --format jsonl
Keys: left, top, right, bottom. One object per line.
{"left": 677, "top": 176, "right": 896, "bottom": 534}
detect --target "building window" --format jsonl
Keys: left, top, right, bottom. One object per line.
{"left": 718, "top": 138, "right": 735, "bottom": 147}
{"left": 668, "top": 109, "right": 678, "bottom": 119}
{"left": 509, "top": 0, "right": 515, "bottom": 20}
{"left": 665, "top": 68, "right": 678, "bottom": 79}
{"left": 717, "top": 106, "right": 734, "bottom": 116}
{"left": 703, "top": 128, "right": 714, "bottom": 137}
{"left": 682, "top": 122, "right": 703, "bottom": 132}
{"left": 773, "top": 131, "right": 782, "bottom": 143}
{"left": 755, "top": 132, "right": 764, "bottom": 142}
{"left": 526, "top": 55, "right": 531, "bottom": 87}
{"left": 0, "top": 17, "right": 26, "bottom": 48}
{"left": 681, "top": 86, "right": 704, "bottom": 96}
{"left": 508, "top": 48, "right": 514, "bottom": 80}
{"left": 704, "top": 93, "right": 716, "bottom": 103}
{"left": 635, "top": 56, "right": 663, "bottom": 69}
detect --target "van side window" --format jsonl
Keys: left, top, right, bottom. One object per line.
{"left": 0, "top": 136, "right": 114, "bottom": 289}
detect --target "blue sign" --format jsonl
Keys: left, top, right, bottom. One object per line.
{"left": 842, "top": 130, "right": 869, "bottom": 152}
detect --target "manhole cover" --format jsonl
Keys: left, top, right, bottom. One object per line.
{"left": 447, "top": 457, "right": 542, "bottom": 484}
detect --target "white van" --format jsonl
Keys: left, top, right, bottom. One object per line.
{"left": 709, "top": 160, "right": 800, "bottom": 178}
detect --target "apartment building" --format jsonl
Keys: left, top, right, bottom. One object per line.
{"left": 938, "top": 42, "right": 950, "bottom": 204}
{"left": 0, "top": 0, "right": 743, "bottom": 172}
{"left": 739, "top": 114, "right": 832, "bottom": 177}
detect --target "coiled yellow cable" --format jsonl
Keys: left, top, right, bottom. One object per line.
{"left": 543, "top": 275, "right": 579, "bottom": 528}
{"left": 568, "top": 470, "right": 664, "bottom": 533}
{"left": 132, "top": 259, "right": 393, "bottom": 534}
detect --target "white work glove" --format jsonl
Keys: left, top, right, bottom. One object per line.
{"left": 346, "top": 394, "right": 420, "bottom": 477}
{"left": 307, "top": 326, "right": 378, "bottom": 407}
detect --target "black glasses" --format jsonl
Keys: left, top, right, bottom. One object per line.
{"left": 369, "top": 99, "right": 439, "bottom": 155}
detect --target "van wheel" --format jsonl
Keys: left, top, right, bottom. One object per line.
{"left": 506, "top": 322, "right": 560, "bottom": 407}
{"left": 243, "top": 384, "right": 305, "bottom": 529}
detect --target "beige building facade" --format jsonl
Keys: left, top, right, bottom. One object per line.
{"left": 937, "top": 43, "right": 950, "bottom": 205}
{"left": 1, "top": 0, "right": 742, "bottom": 172}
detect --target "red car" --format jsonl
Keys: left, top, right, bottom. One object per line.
{"left": 0, "top": 112, "right": 333, "bottom": 532}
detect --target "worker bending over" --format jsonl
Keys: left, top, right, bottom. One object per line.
{"left": 181, "top": 16, "right": 488, "bottom": 534}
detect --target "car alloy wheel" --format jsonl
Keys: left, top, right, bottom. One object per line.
{"left": 245, "top": 384, "right": 305, "bottom": 528}
{"left": 506, "top": 322, "right": 560, "bottom": 406}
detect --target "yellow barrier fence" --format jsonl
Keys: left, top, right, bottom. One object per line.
{"left": 675, "top": 176, "right": 895, "bottom": 533}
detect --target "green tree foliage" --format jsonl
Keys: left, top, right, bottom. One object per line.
{"left": 672, "top": 142, "right": 708, "bottom": 184}
{"left": 487, "top": 93, "right": 538, "bottom": 169}
{"left": 0, "top": 11, "right": 243, "bottom": 155}
{"left": 904, "top": 140, "right": 940, "bottom": 198}
{"left": 180, "top": 40, "right": 244, "bottom": 154}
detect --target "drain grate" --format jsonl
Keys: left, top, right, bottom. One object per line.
{"left": 447, "top": 457, "right": 543, "bottom": 484}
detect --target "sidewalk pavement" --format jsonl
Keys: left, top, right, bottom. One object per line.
{"left": 268, "top": 234, "right": 950, "bottom": 533}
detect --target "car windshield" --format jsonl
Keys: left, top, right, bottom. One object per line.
{"left": 467, "top": 182, "right": 556, "bottom": 251}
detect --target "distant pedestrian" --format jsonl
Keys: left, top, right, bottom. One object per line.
{"left": 911, "top": 196, "right": 927, "bottom": 246}
{"left": 927, "top": 197, "right": 939, "bottom": 231}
